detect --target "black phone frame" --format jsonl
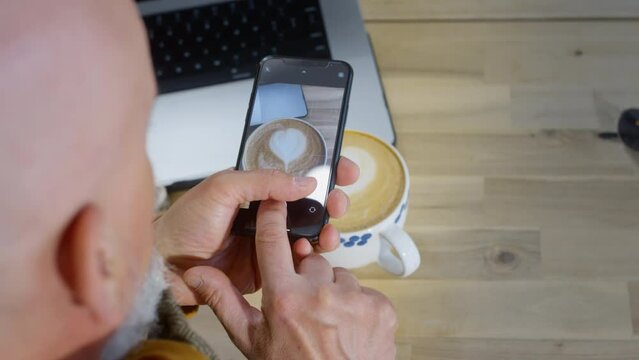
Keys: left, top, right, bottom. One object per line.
{"left": 232, "top": 56, "right": 354, "bottom": 241}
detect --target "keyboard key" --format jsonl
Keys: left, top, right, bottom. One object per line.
{"left": 143, "top": 0, "right": 331, "bottom": 94}
{"left": 199, "top": 47, "right": 211, "bottom": 57}
{"left": 154, "top": 15, "right": 163, "bottom": 26}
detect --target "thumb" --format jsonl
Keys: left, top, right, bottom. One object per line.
{"left": 184, "top": 266, "right": 263, "bottom": 354}
{"left": 200, "top": 169, "right": 317, "bottom": 207}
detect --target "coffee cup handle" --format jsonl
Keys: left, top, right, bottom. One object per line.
{"left": 377, "top": 225, "right": 420, "bottom": 277}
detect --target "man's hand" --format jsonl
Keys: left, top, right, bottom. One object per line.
{"left": 184, "top": 200, "right": 397, "bottom": 359}
{"left": 155, "top": 157, "right": 359, "bottom": 304}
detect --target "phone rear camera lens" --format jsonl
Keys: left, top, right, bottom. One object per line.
{"left": 302, "top": 69, "right": 307, "bottom": 74}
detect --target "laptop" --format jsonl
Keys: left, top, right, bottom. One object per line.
{"left": 137, "top": 0, "right": 394, "bottom": 187}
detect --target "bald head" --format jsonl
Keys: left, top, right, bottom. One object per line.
{"left": 0, "top": 1, "right": 158, "bottom": 358}
{"left": 0, "top": 0, "right": 155, "bottom": 246}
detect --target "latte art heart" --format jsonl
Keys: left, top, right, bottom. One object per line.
{"left": 330, "top": 131, "right": 405, "bottom": 233}
{"left": 242, "top": 118, "right": 326, "bottom": 177}
{"left": 269, "top": 128, "right": 308, "bottom": 171}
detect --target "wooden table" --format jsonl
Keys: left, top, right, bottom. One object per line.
{"left": 189, "top": 1, "right": 639, "bottom": 358}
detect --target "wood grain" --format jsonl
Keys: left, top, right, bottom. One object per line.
{"left": 360, "top": 280, "right": 633, "bottom": 340}
{"left": 407, "top": 176, "right": 484, "bottom": 208}
{"left": 398, "top": 131, "right": 636, "bottom": 177}
{"left": 381, "top": 71, "right": 514, "bottom": 134}
{"left": 484, "top": 177, "right": 639, "bottom": 228}
{"left": 370, "top": 22, "right": 639, "bottom": 134}
{"left": 510, "top": 86, "right": 639, "bottom": 131}
{"left": 190, "top": 308, "right": 245, "bottom": 360}
{"left": 367, "top": 22, "right": 639, "bottom": 72}
{"left": 629, "top": 282, "right": 639, "bottom": 335}
{"left": 382, "top": 71, "right": 639, "bottom": 135}
{"left": 541, "top": 228, "right": 639, "bottom": 279}
{"left": 301, "top": 85, "right": 344, "bottom": 159}
{"left": 353, "top": 227, "right": 541, "bottom": 280}
{"left": 406, "top": 177, "right": 639, "bottom": 228}
{"left": 360, "top": 0, "right": 639, "bottom": 20}
{"left": 402, "top": 337, "right": 639, "bottom": 360}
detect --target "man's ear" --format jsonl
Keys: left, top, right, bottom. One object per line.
{"left": 56, "top": 205, "right": 119, "bottom": 327}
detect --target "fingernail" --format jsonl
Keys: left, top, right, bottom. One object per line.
{"left": 184, "top": 274, "right": 203, "bottom": 289}
{"left": 294, "top": 176, "right": 315, "bottom": 187}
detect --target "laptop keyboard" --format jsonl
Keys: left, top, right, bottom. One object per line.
{"left": 142, "top": 0, "right": 332, "bottom": 94}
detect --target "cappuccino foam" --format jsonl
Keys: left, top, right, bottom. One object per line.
{"left": 243, "top": 118, "right": 326, "bottom": 176}
{"left": 331, "top": 131, "right": 406, "bottom": 232}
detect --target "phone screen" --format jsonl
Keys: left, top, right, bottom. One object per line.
{"left": 234, "top": 57, "right": 353, "bottom": 239}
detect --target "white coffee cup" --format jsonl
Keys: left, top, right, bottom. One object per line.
{"left": 322, "top": 131, "right": 420, "bottom": 277}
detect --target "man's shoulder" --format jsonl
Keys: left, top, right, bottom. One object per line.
{"left": 125, "top": 339, "right": 210, "bottom": 360}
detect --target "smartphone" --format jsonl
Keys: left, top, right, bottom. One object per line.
{"left": 233, "top": 57, "right": 353, "bottom": 240}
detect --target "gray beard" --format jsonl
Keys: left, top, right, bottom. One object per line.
{"left": 100, "top": 250, "right": 168, "bottom": 360}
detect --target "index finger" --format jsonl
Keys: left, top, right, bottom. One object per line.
{"left": 255, "top": 200, "right": 296, "bottom": 288}
{"left": 336, "top": 156, "right": 359, "bottom": 187}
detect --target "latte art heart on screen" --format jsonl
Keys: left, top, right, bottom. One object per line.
{"left": 243, "top": 118, "right": 327, "bottom": 177}
{"left": 269, "top": 129, "right": 307, "bottom": 171}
